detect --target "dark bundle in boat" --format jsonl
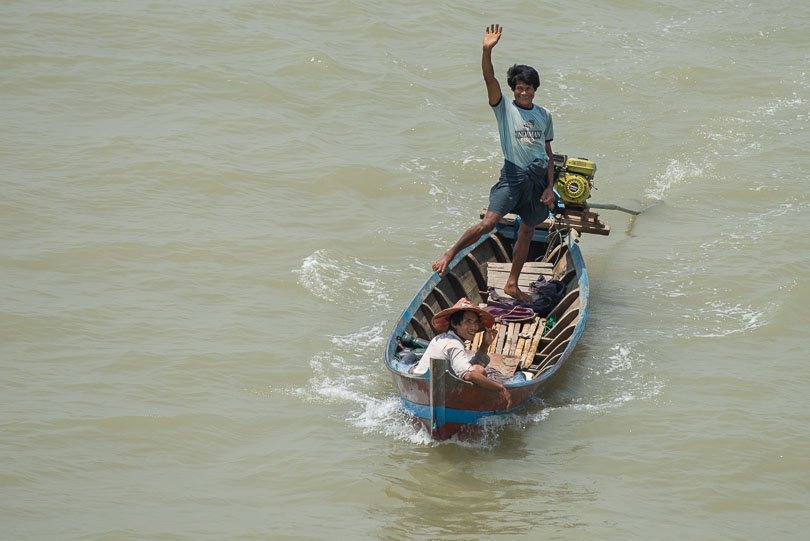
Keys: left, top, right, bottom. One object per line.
{"left": 384, "top": 208, "right": 609, "bottom": 440}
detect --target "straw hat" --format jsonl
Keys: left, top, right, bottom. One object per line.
{"left": 431, "top": 298, "right": 495, "bottom": 333}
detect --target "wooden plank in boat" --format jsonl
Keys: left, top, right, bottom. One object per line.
{"left": 514, "top": 317, "right": 539, "bottom": 359}
{"left": 486, "top": 261, "right": 555, "bottom": 293}
{"left": 505, "top": 322, "right": 518, "bottom": 355}
{"left": 468, "top": 315, "right": 546, "bottom": 375}
{"left": 486, "top": 270, "right": 555, "bottom": 290}
{"left": 487, "top": 353, "right": 522, "bottom": 377}
{"left": 516, "top": 325, "right": 530, "bottom": 359}
{"left": 551, "top": 209, "right": 611, "bottom": 236}
{"left": 470, "top": 329, "right": 482, "bottom": 350}
{"left": 502, "top": 318, "right": 543, "bottom": 370}
{"left": 481, "top": 208, "right": 610, "bottom": 236}
{"left": 521, "top": 319, "right": 546, "bottom": 369}
{"left": 488, "top": 261, "right": 554, "bottom": 270}
{"left": 494, "top": 322, "right": 509, "bottom": 353}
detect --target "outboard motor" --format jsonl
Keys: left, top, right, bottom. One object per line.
{"left": 553, "top": 153, "right": 597, "bottom": 207}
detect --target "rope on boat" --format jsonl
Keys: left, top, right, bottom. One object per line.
{"left": 537, "top": 219, "right": 567, "bottom": 265}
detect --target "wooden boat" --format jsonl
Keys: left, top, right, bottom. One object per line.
{"left": 383, "top": 210, "right": 608, "bottom": 439}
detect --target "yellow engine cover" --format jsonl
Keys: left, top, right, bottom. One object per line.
{"left": 564, "top": 157, "right": 597, "bottom": 178}
{"left": 555, "top": 172, "right": 591, "bottom": 204}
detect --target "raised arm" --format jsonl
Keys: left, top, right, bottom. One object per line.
{"left": 482, "top": 24, "right": 502, "bottom": 106}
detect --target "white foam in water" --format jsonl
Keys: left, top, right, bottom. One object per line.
{"left": 349, "top": 397, "right": 441, "bottom": 446}
{"left": 635, "top": 242, "right": 774, "bottom": 339}
{"left": 697, "top": 201, "right": 800, "bottom": 251}
{"left": 291, "top": 309, "right": 669, "bottom": 447}
{"left": 687, "top": 300, "right": 774, "bottom": 338}
{"left": 296, "top": 333, "right": 564, "bottom": 447}
{"left": 327, "top": 363, "right": 645, "bottom": 447}
{"left": 698, "top": 93, "right": 807, "bottom": 160}
{"left": 287, "top": 323, "right": 434, "bottom": 444}
{"left": 400, "top": 157, "right": 447, "bottom": 199}
{"left": 400, "top": 154, "right": 493, "bottom": 211}
{"left": 302, "top": 345, "right": 446, "bottom": 445}
{"left": 293, "top": 251, "right": 670, "bottom": 447}
{"left": 328, "top": 323, "right": 386, "bottom": 350}
{"left": 295, "top": 250, "right": 350, "bottom": 303}
{"left": 460, "top": 147, "right": 500, "bottom": 166}
{"left": 658, "top": 15, "right": 692, "bottom": 35}
{"left": 643, "top": 259, "right": 778, "bottom": 338}
{"left": 603, "top": 343, "right": 636, "bottom": 376}
{"left": 297, "top": 345, "right": 658, "bottom": 447}
{"left": 653, "top": 90, "right": 807, "bottom": 205}
{"left": 294, "top": 250, "right": 394, "bottom": 310}
{"left": 644, "top": 158, "right": 704, "bottom": 200}
{"left": 759, "top": 94, "right": 805, "bottom": 117}
{"left": 638, "top": 191, "right": 805, "bottom": 340}
{"left": 587, "top": 342, "right": 663, "bottom": 404}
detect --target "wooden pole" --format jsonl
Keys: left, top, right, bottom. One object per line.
{"left": 429, "top": 357, "right": 446, "bottom": 438}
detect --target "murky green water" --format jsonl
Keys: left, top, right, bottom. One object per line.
{"left": 2, "top": 1, "right": 809, "bottom": 539}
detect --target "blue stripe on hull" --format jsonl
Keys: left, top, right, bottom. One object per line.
{"left": 400, "top": 397, "right": 524, "bottom": 426}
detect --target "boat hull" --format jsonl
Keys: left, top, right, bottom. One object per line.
{"left": 384, "top": 225, "right": 590, "bottom": 440}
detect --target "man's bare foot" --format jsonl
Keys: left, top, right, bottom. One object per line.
{"left": 503, "top": 283, "right": 531, "bottom": 303}
{"left": 432, "top": 253, "right": 452, "bottom": 275}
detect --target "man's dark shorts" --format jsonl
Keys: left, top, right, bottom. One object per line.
{"left": 487, "top": 159, "right": 550, "bottom": 226}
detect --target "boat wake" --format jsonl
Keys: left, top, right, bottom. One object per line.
{"left": 295, "top": 249, "right": 394, "bottom": 310}
{"left": 291, "top": 249, "right": 664, "bottom": 446}
{"left": 682, "top": 300, "right": 776, "bottom": 339}
{"left": 645, "top": 158, "right": 704, "bottom": 201}
{"left": 640, "top": 200, "right": 805, "bottom": 339}
{"left": 598, "top": 342, "right": 663, "bottom": 403}
{"left": 293, "top": 326, "right": 661, "bottom": 447}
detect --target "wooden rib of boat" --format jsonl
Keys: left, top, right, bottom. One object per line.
{"left": 384, "top": 211, "right": 606, "bottom": 440}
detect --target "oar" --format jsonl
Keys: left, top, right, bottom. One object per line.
{"left": 587, "top": 202, "right": 641, "bottom": 215}
{"left": 586, "top": 200, "right": 663, "bottom": 235}
{"left": 588, "top": 199, "right": 662, "bottom": 215}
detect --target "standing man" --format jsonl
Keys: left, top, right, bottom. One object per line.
{"left": 432, "top": 24, "right": 556, "bottom": 303}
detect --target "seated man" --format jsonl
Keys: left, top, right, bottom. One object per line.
{"left": 412, "top": 298, "right": 512, "bottom": 408}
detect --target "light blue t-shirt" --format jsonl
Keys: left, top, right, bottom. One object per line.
{"left": 492, "top": 97, "right": 554, "bottom": 169}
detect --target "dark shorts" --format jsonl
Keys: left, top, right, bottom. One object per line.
{"left": 487, "top": 159, "right": 550, "bottom": 226}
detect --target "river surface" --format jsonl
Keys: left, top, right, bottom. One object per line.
{"left": 2, "top": 1, "right": 809, "bottom": 539}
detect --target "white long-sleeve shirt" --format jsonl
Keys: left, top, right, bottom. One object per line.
{"left": 412, "top": 330, "right": 480, "bottom": 377}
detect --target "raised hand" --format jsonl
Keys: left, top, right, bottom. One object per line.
{"left": 483, "top": 24, "right": 502, "bottom": 50}
{"left": 482, "top": 326, "right": 497, "bottom": 347}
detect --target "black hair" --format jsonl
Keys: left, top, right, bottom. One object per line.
{"left": 507, "top": 64, "right": 540, "bottom": 90}
{"left": 448, "top": 311, "right": 467, "bottom": 330}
